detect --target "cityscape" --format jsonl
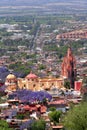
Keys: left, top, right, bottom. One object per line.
{"left": 0, "top": 0, "right": 87, "bottom": 130}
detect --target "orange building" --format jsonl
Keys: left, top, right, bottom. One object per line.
{"left": 61, "top": 47, "right": 76, "bottom": 88}
{"left": 56, "top": 30, "right": 87, "bottom": 40}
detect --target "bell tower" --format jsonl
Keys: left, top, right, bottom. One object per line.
{"left": 61, "top": 47, "right": 76, "bottom": 88}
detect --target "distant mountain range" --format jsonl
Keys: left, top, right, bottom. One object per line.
{"left": 0, "top": 0, "right": 86, "bottom": 6}
{"left": 0, "top": 0, "right": 87, "bottom": 16}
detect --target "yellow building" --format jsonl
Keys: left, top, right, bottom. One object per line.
{"left": 5, "top": 72, "right": 64, "bottom": 92}
{"left": 5, "top": 73, "right": 17, "bottom": 91}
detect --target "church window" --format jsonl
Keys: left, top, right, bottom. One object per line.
{"left": 52, "top": 83, "right": 54, "bottom": 85}
{"left": 33, "top": 84, "right": 36, "bottom": 87}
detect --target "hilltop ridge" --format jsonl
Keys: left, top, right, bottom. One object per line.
{"left": 0, "top": 0, "right": 86, "bottom": 6}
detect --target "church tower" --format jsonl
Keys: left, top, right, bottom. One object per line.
{"left": 5, "top": 73, "right": 17, "bottom": 91}
{"left": 61, "top": 47, "right": 76, "bottom": 88}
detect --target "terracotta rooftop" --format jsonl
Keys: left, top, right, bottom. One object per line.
{"left": 48, "top": 100, "right": 65, "bottom": 105}
{"left": 26, "top": 72, "right": 37, "bottom": 79}
{"left": 52, "top": 125, "right": 63, "bottom": 129}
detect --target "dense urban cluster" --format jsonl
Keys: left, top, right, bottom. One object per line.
{"left": 0, "top": 1, "right": 87, "bottom": 129}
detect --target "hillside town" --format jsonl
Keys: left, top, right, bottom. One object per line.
{"left": 0, "top": 1, "right": 87, "bottom": 129}
{"left": 0, "top": 46, "right": 86, "bottom": 130}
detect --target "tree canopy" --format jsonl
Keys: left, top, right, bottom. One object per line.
{"left": 63, "top": 102, "right": 87, "bottom": 130}
{"left": 0, "top": 120, "right": 13, "bottom": 130}
{"left": 48, "top": 110, "right": 62, "bottom": 125}
{"left": 31, "top": 119, "right": 46, "bottom": 130}
{"left": 64, "top": 79, "right": 70, "bottom": 89}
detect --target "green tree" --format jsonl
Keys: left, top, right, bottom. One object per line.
{"left": 16, "top": 113, "right": 24, "bottom": 120}
{"left": 82, "top": 77, "right": 87, "bottom": 84}
{"left": 63, "top": 102, "right": 87, "bottom": 130}
{"left": 83, "top": 93, "right": 87, "bottom": 101}
{"left": 82, "top": 77, "right": 87, "bottom": 101}
{"left": 48, "top": 110, "right": 62, "bottom": 125}
{"left": 39, "top": 64, "right": 46, "bottom": 70}
{"left": 0, "top": 120, "right": 13, "bottom": 130}
{"left": 64, "top": 79, "right": 70, "bottom": 89}
{"left": 49, "top": 107, "right": 56, "bottom": 111}
{"left": 31, "top": 119, "right": 46, "bottom": 130}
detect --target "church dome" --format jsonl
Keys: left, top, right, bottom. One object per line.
{"left": 6, "top": 73, "right": 16, "bottom": 80}
{"left": 26, "top": 72, "right": 37, "bottom": 79}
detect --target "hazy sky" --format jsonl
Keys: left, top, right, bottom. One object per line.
{"left": 0, "top": 0, "right": 86, "bottom": 5}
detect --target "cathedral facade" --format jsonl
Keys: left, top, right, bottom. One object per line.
{"left": 5, "top": 72, "right": 64, "bottom": 92}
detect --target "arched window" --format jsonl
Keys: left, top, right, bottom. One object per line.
{"left": 33, "top": 84, "right": 36, "bottom": 87}
{"left": 24, "top": 84, "right": 26, "bottom": 88}
{"left": 42, "top": 83, "right": 44, "bottom": 86}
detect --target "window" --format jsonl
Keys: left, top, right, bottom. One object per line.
{"left": 42, "top": 84, "right": 44, "bottom": 86}
{"left": 52, "top": 83, "right": 54, "bottom": 85}
{"left": 33, "top": 84, "right": 36, "bottom": 87}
